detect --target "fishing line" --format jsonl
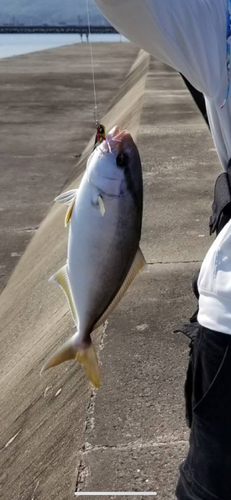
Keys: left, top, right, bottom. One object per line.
{"left": 86, "top": 0, "right": 99, "bottom": 124}
{"left": 85, "top": 0, "right": 106, "bottom": 148}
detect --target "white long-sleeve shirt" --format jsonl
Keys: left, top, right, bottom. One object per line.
{"left": 94, "top": 0, "right": 231, "bottom": 334}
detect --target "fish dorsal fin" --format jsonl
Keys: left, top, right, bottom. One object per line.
{"left": 93, "top": 247, "right": 147, "bottom": 331}
{"left": 65, "top": 197, "right": 75, "bottom": 227}
{"left": 49, "top": 265, "right": 77, "bottom": 324}
{"left": 55, "top": 189, "right": 78, "bottom": 206}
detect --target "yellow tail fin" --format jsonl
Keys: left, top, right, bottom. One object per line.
{"left": 41, "top": 336, "right": 100, "bottom": 388}
{"left": 76, "top": 344, "right": 100, "bottom": 389}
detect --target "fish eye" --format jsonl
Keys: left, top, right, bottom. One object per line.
{"left": 116, "top": 153, "right": 129, "bottom": 168}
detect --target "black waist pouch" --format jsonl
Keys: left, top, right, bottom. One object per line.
{"left": 174, "top": 308, "right": 199, "bottom": 428}
{"left": 209, "top": 159, "right": 231, "bottom": 235}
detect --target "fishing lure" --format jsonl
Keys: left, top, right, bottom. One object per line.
{"left": 94, "top": 122, "right": 106, "bottom": 149}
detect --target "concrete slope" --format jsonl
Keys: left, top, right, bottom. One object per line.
{"left": 75, "top": 60, "right": 220, "bottom": 498}
{"left": 0, "top": 42, "right": 139, "bottom": 293}
{"left": 0, "top": 48, "right": 149, "bottom": 500}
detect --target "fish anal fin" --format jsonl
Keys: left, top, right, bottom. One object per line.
{"left": 65, "top": 198, "right": 75, "bottom": 227}
{"left": 94, "top": 247, "right": 147, "bottom": 330}
{"left": 49, "top": 265, "right": 77, "bottom": 324}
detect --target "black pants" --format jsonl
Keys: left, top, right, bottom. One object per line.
{"left": 176, "top": 325, "right": 231, "bottom": 500}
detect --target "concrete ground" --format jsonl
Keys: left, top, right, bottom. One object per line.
{"left": 0, "top": 43, "right": 220, "bottom": 500}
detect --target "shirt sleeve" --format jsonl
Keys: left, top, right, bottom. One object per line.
{"left": 93, "top": 0, "right": 227, "bottom": 98}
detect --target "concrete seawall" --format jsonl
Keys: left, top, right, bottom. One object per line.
{"left": 0, "top": 42, "right": 139, "bottom": 293}
{"left": 0, "top": 44, "right": 219, "bottom": 499}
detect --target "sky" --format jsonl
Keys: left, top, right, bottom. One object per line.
{"left": 0, "top": 0, "right": 107, "bottom": 26}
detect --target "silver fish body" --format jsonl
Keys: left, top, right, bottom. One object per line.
{"left": 41, "top": 127, "right": 145, "bottom": 387}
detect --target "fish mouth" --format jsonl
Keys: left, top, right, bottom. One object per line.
{"left": 100, "top": 126, "right": 132, "bottom": 154}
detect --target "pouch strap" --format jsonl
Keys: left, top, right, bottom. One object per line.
{"left": 209, "top": 159, "right": 231, "bottom": 235}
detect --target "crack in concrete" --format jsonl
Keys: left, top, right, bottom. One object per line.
{"left": 82, "top": 439, "right": 188, "bottom": 455}
{"left": 147, "top": 260, "right": 201, "bottom": 265}
{"left": 84, "top": 320, "right": 109, "bottom": 435}
{"left": 75, "top": 459, "right": 90, "bottom": 494}
{"left": 75, "top": 49, "right": 151, "bottom": 495}
{"left": 75, "top": 321, "right": 109, "bottom": 493}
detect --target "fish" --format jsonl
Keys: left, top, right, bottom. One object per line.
{"left": 41, "top": 126, "right": 146, "bottom": 388}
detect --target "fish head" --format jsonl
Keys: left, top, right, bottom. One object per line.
{"left": 87, "top": 126, "right": 143, "bottom": 206}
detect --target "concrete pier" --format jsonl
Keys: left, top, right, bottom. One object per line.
{"left": 0, "top": 43, "right": 219, "bottom": 499}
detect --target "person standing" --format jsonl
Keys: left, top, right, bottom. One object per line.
{"left": 93, "top": 1, "right": 231, "bottom": 499}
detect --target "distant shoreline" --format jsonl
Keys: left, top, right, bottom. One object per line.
{"left": 0, "top": 25, "right": 118, "bottom": 35}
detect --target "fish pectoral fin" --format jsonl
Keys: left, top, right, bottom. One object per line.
{"left": 55, "top": 189, "right": 78, "bottom": 206}
{"left": 65, "top": 197, "right": 75, "bottom": 227}
{"left": 41, "top": 337, "right": 100, "bottom": 389}
{"left": 93, "top": 194, "right": 105, "bottom": 217}
{"left": 94, "top": 247, "right": 147, "bottom": 331}
{"left": 76, "top": 343, "right": 100, "bottom": 389}
{"left": 98, "top": 195, "right": 105, "bottom": 217}
{"left": 49, "top": 265, "right": 77, "bottom": 324}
